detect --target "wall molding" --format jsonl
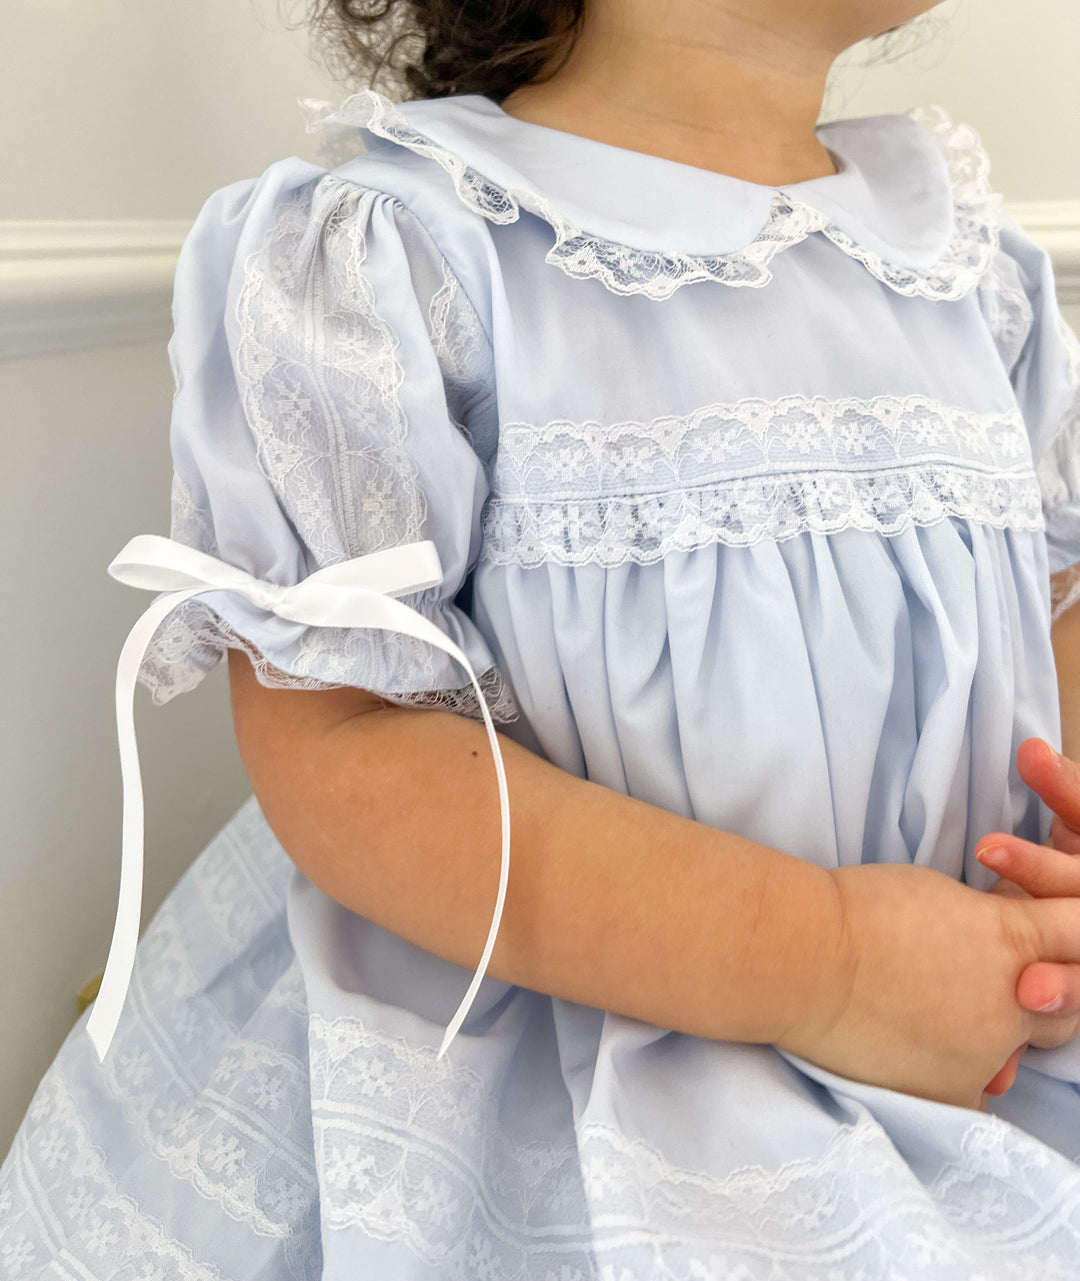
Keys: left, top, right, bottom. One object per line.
{"left": 1, "top": 201, "right": 1079, "bottom": 360}
{"left": 0, "top": 220, "right": 189, "bottom": 360}
{"left": 999, "top": 201, "right": 1080, "bottom": 306}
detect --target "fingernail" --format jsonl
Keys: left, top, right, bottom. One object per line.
{"left": 1035, "top": 994, "right": 1065, "bottom": 1013}
{"left": 976, "top": 845, "right": 1006, "bottom": 869}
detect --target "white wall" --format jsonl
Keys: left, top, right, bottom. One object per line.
{"left": 1, "top": 0, "right": 343, "bottom": 1161}
{"left": 2, "top": 0, "right": 344, "bottom": 221}
{"left": 1, "top": 0, "right": 1078, "bottom": 1158}
{"left": 824, "top": 0, "right": 1080, "bottom": 201}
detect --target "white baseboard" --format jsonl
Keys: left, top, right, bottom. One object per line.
{"left": 1, "top": 202, "right": 1078, "bottom": 360}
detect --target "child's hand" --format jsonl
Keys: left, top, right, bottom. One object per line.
{"left": 775, "top": 862, "right": 1080, "bottom": 1111}
{"left": 979, "top": 740, "right": 1080, "bottom": 911}
{"left": 966, "top": 739, "right": 1080, "bottom": 1100}
{"left": 977, "top": 738, "right": 1080, "bottom": 893}
{"left": 976, "top": 738, "right": 1080, "bottom": 1017}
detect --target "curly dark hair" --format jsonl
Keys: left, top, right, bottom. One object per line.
{"left": 306, "top": 1, "right": 930, "bottom": 106}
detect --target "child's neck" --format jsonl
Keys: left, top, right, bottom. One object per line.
{"left": 499, "top": 8, "right": 845, "bottom": 187}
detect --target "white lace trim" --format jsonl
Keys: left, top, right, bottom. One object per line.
{"left": 308, "top": 1010, "right": 1080, "bottom": 1280}
{"left": 1, "top": 1071, "right": 229, "bottom": 1280}
{"left": 235, "top": 179, "right": 427, "bottom": 566}
{"left": 978, "top": 245, "right": 1036, "bottom": 375}
{"left": 1051, "top": 564, "right": 1080, "bottom": 622}
{"left": 827, "top": 104, "right": 1002, "bottom": 301}
{"left": 304, "top": 92, "right": 1002, "bottom": 301}
{"left": 104, "top": 972, "right": 316, "bottom": 1240}
{"left": 480, "top": 394, "right": 1043, "bottom": 567}
{"left": 427, "top": 254, "right": 490, "bottom": 389}
{"left": 170, "top": 468, "right": 219, "bottom": 556}
{"left": 0, "top": 799, "right": 321, "bottom": 1275}
{"left": 1035, "top": 311, "right": 1080, "bottom": 571}
{"left": 309, "top": 1013, "right": 585, "bottom": 1272}
{"left": 139, "top": 596, "right": 520, "bottom": 722}
{"left": 978, "top": 245, "right": 1080, "bottom": 596}
{"left": 1057, "top": 308, "right": 1080, "bottom": 391}
{"left": 139, "top": 175, "right": 518, "bottom": 724}
{"left": 98, "top": 834, "right": 316, "bottom": 1238}
{"left": 426, "top": 254, "right": 497, "bottom": 472}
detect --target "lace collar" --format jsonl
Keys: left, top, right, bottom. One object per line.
{"left": 302, "top": 89, "right": 1003, "bottom": 302}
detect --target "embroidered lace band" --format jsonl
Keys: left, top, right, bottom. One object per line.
{"left": 87, "top": 533, "right": 511, "bottom": 1065}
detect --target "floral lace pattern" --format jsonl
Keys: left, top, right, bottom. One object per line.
{"left": 309, "top": 1013, "right": 586, "bottom": 1277}
{"left": 234, "top": 179, "right": 426, "bottom": 567}
{"left": 140, "top": 597, "right": 519, "bottom": 724}
{"left": 480, "top": 394, "right": 1043, "bottom": 567}
{"left": 426, "top": 254, "right": 499, "bottom": 478}
{"left": 303, "top": 92, "right": 1003, "bottom": 301}
{"left": 0, "top": 798, "right": 322, "bottom": 1279}
{"left": 816, "top": 104, "right": 1003, "bottom": 301}
{"left": 138, "top": 175, "right": 519, "bottom": 725}
{"left": 976, "top": 231, "right": 1080, "bottom": 604}
{"left": 1035, "top": 310, "right": 1080, "bottom": 586}
{"left": 170, "top": 468, "right": 219, "bottom": 558}
{"left": 9, "top": 800, "right": 1080, "bottom": 1277}
{"left": 977, "top": 244, "right": 1036, "bottom": 376}
{"left": 0, "top": 1071, "right": 230, "bottom": 1281}
{"left": 427, "top": 255, "right": 490, "bottom": 390}
{"left": 309, "top": 1010, "right": 1080, "bottom": 1280}
{"left": 98, "top": 811, "right": 316, "bottom": 1240}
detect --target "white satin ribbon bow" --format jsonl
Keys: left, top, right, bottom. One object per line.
{"left": 87, "top": 533, "right": 511, "bottom": 1065}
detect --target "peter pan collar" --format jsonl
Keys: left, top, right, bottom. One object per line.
{"left": 302, "top": 88, "right": 1003, "bottom": 302}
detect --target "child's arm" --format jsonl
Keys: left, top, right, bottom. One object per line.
{"left": 228, "top": 649, "right": 839, "bottom": 1047}
{"left": 228, "top": 648, "right": 1080, "bottom": 1111}
{"left": 1052, "top": 578, "right": 1080, "bottom": 765}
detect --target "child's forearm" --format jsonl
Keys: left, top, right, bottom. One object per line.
{"left": 1051, "top": 586, "right": 1080, "bottom": 763}
{"left": 230, "top": 655, "right": 845, "bottom": 1047}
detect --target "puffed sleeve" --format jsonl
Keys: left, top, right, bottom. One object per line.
{"left": 139, "top": 158, "right": 519, "bottom": 724}
{"left": 985, "top": 209, "right": 1080, "bottom": 619}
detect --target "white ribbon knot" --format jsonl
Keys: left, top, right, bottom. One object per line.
{"left": 87, "top": 533, "right": 511, "bottom": 1065}
{"left": 247, "top": 581, "right": 289, "bottom": 612}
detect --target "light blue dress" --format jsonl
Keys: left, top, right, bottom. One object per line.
{"left": 5, "top": 87, "right": 1080, "bottom": 1279}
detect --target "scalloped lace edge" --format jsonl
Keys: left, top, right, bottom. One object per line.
{"left": 302, "top": 92, "right": 1002, "bottom": 301}
{"left": 307, "top": 1010, "right": 1080, "bottom": 1279}
{"left": 478, "top": 395, "right": 1043, "bottom": 567}
{"left": 1051, "top": 564, "right": 1080, "bottom": 622}
{"left": 137, "top": 598, "right": 520, "bottom": 725}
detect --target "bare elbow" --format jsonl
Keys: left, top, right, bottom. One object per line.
{"left": 225, "top": 647, "right": 396, "bottom": 871}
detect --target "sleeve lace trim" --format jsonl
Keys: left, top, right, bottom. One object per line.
{"left": 139, "top": 595, "right": 519, "bottom": 723}
{"left": 1051, "top": 563, "right": 1080, "bottom": 623}
{"left": 139, "top": 177, "right": 517, "bottom": 725}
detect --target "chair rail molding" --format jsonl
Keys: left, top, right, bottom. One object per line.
{"left": 0, "top": 219, "right": 190, "bottom": 360}
{"left": 1, "top": 201, "right": 1079, "bottom": 360}
{"left": 1002, "top": 201, "right": 1080, "bottom": 305}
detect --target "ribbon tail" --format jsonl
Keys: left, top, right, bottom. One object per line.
{"left": 257, "top": 576, "right": 513, "bottom": 1058}
{"left": 89, "top": 536, "right": 510, "bottom": 1066}
{"left": 433, "top": 642, "right": 512, "bottom": 1060}
{"left": 274, "top": 583, "right": 513, "bottom": 1058}
{"left": 86, "top": 587, "right": 205, "bottom": 1062}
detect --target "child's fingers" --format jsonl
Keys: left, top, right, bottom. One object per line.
{"left": 1016, "top": 738, "right": 1080, "bottom": 835}
{"left": 1017, "top": 961, "right": 1080, "bottom": 1019}
{"left": 982, "top": 1044, "right": 1027, "bottom": 1097}
{"left": 1050, "top": 812, "right": 1080, "bottom": 855}
{"left": 1020, "top": 963, "right": 1080, "bottom": 1051}
{"left": 976, "top": 836, "right": 1080, "bottom": 898}
{"left": 987, "top": 877, "right": 1030, "bottom": 900}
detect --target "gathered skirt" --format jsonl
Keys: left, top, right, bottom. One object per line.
{"left": 5, "top": 794, "right": 1080, "bottom": 1280}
